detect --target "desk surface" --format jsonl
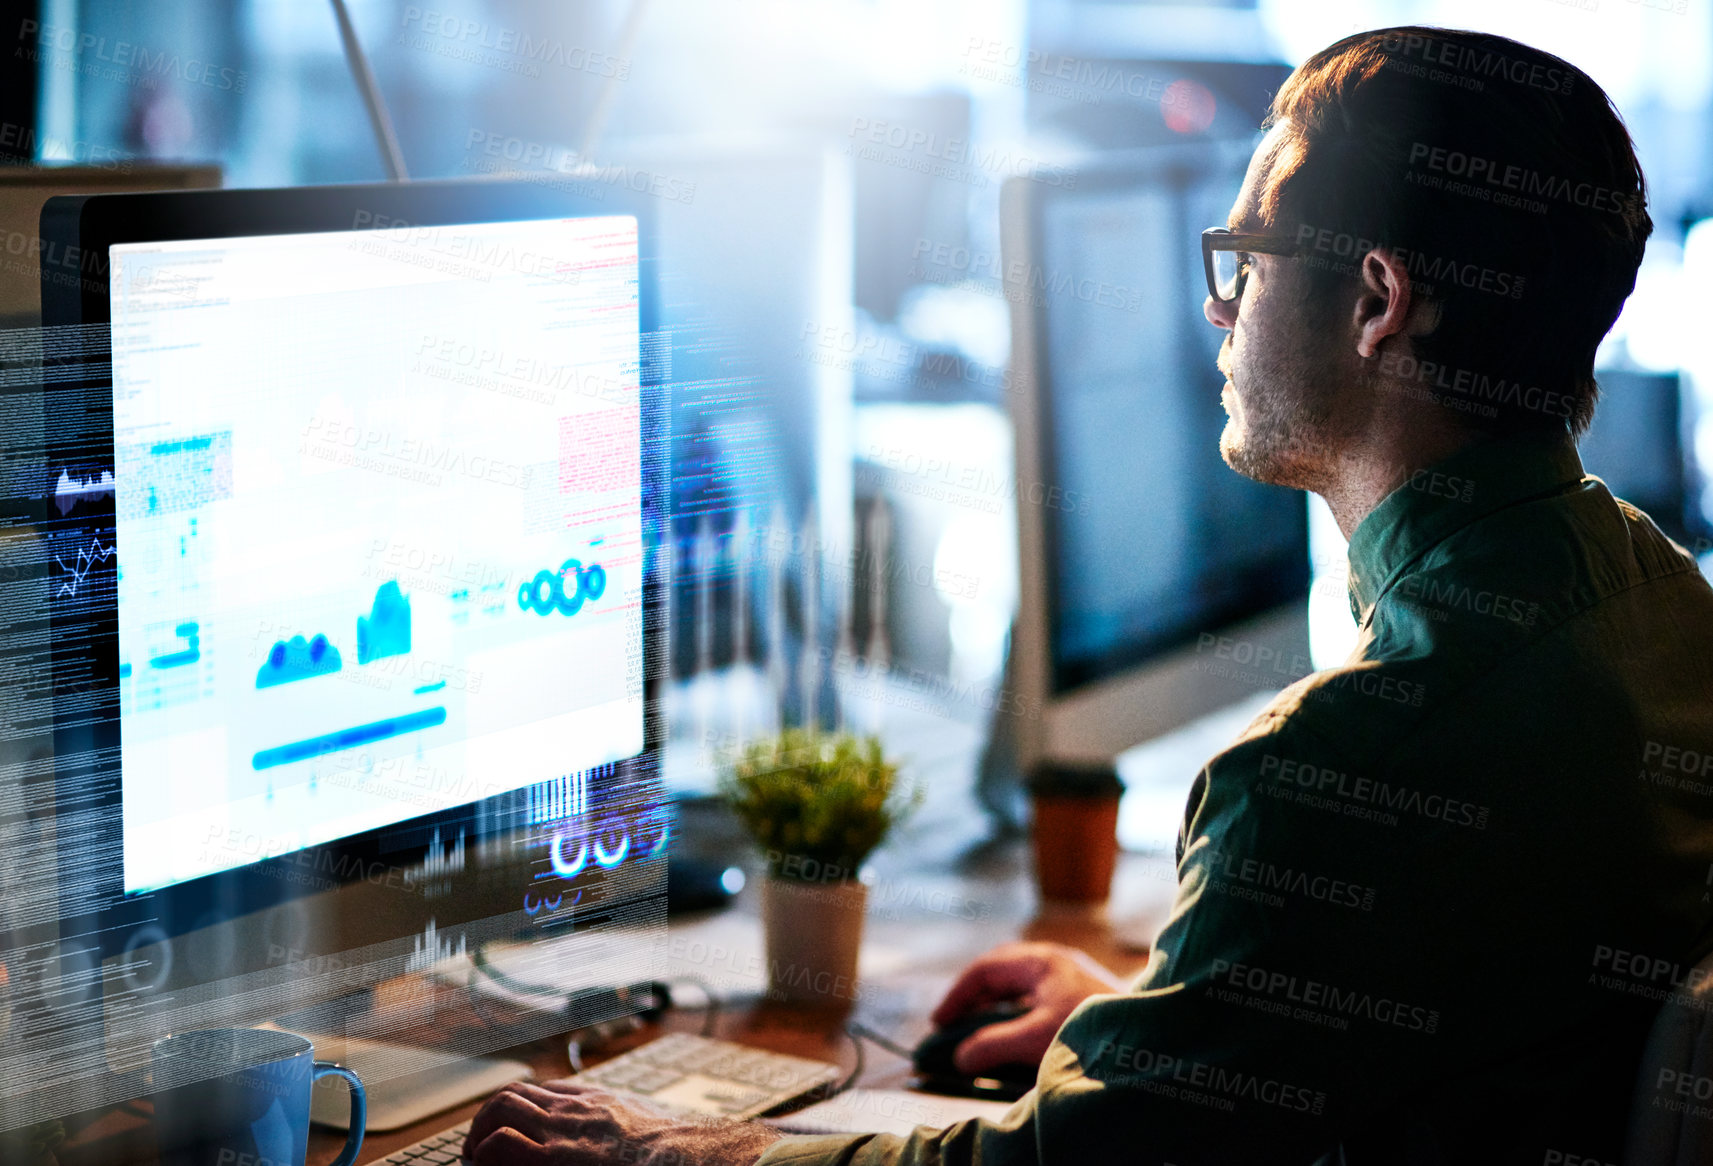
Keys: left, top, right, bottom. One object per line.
{"left": 57, "top": 837, "right": 1170, "bottom": 1166}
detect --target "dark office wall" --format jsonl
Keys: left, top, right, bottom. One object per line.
{"left": 0, "top": 0, "right": 39, "bottom": 162}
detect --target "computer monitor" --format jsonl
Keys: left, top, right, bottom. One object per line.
{"left": 1000, "top": 147, "right": 1311, "bottom": 773}
{"left": 9, "top": 179, "right": 669, "bottom": 1131}
{"left": 1578, "top": 368, "right": 1702, "bottom": 544}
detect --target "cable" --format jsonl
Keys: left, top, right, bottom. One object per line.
{"left": 831, "top": 1024, "right": 867, "bottom": 1097}
{"left": 659, "top": 974, "right": 722, "bottom": 1036}
{"left": 465, "top": 963, "right": 504, "bottom": 1033}
{"left": 472, "top": 942, "right": 569, "bottom": 998}
{"left": 576, "top": 0, "right": 652, "bottom": 164}
{"left": 329, "top": 0, "right": 409, "bottom": 181}
{"left": 847, "top": 1020, "right": 912, "bottom": 1061}
{"left": 472, "top": 941, "right": 690, "bottom": 1038}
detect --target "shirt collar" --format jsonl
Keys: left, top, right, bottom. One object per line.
{"left": 1345, "top": 433, "right": 1585, "bottom": 627}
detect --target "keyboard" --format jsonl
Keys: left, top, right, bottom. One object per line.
{"left": 575, "top": 1032, "right": 842, "bottom": 1120}
{"left": 372, "top": 1118, "right": 471, "bottom": 1164}
{"left": 368, "top": 1034, "right": 841, "bottom": 1163}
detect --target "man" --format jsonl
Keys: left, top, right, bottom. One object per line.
{"left": 465, "top": 26, "right": 1713, "bottom": 1164}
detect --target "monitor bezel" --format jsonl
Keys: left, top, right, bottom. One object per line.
{"left": 40, "top": 178, "right": 669, "bottom": 962}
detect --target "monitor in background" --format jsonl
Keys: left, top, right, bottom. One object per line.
{"left": 1579, "top": 368, "right": 1702, "bottom": 544}
{"left": 0, "top": 163, "right": 223, "bottom": 329}
{"left": 1000, "top": 148, "right": 1311, "bottom": 777}
{"left": 11, "top": 180, "right": 668, "bottom": 1134}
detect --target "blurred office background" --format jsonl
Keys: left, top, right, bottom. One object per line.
{"left": 10, "top": 0, "right": 1713, "bottom": 849}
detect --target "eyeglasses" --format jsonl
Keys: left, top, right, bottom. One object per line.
{"left": 1201, "top": 227, "right": 1303, "bottom": 305}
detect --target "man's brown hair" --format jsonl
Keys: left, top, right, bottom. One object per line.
{"left": 1261, "top": 27, "right": 1651, "bottom": 436}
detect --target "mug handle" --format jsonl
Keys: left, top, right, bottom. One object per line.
{"left": 311, "top": 1062, "right": 367, "bottom": 1166}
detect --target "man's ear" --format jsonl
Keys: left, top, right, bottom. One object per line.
{"left": 1353, "top": 247, "right": 1434, "bottom": 359}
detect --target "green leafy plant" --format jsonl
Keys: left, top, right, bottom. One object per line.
{"left": 718, "top": 728, "right": 919, "bottom": 883}
{"left": 0, "top": 1119, "right": 64, "bottom": 1166}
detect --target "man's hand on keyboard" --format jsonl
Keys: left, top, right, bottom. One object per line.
{"left": 464, "top": 1079, "right": 787, "bottom": 1165}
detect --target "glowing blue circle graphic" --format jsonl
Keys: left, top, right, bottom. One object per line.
{"left": 555, "top": 559, "right": 586, "bottom": 616}
{"left": 550, "top": 831, "right": 589, "bottom": 878}
{"left": 593, "top": 831, "right": 630, "bottom": 869}
{"left": 518, "top": 559, "right": 605, "bottom": 617}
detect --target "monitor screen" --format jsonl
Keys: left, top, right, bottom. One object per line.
{"left": 1578, "top": 368, "right": 1692, "bottom": 538}
{"left": 1035, "top": 175, "right": 1309, "bottom": 694}
{"left": 106, "top": 215, "right": 646, "bottom": 893}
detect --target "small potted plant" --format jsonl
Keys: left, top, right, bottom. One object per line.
{"left": 0, "top": 1120, "right": 64, "bottom": 1166}
{"left": 718, "top": 728, "right": 918, "bottom": 1008}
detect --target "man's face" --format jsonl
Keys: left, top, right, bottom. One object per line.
{"left": 1205, "top": 124, "right": 1360, "bottom": 493}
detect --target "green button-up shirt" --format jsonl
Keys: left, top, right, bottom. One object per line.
{"left": 760, "top": 434, "right": 1713, "bottom": 1165}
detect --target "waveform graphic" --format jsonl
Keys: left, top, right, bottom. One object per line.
{"left": 406, "top": 918, "right": 467, "bottom": 975}
{"left": 528, "top": 766, "right": 598, "bottom": 824}
{"left": 256, "top": 634, "right": 342, "bottom": 688}
{"left": 56, "top": 537, "right": 116, "bottom": 598}
{"left": 358, "top": 581, "right": 411, "bottom": 664}
{"left": 412, "top": 827, "right": 466, "bottom": 881}
{"left": 54, "top": 469, "right": 115, "bottom": 515}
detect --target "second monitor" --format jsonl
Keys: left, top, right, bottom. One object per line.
{"left": 1002, "top": 147, "right": 1312, "bottom": 776}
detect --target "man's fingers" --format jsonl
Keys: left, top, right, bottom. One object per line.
{"left": 931, "top": 949, "right": 1045, "bottom": 1026}
{"left": 952, "top": 1011, "right": 1056, "bottom": 1075}
{"left": 534, "top": 1077, "right": 615, "bottom": 1097}
{"left": 470, "top": 1125, "right": 550, "bottom": 1166}
{"left": 464, "top": 1087, "right": 550, "bottom": 1158}
{"left": 504, "top": 1081, "right": 588, "bottom": 1110}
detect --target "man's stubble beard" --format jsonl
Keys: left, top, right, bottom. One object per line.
{"left": 1218, "top": 323, "right": 1345, "bottom": 495}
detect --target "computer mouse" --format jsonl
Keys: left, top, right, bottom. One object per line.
{"left": 910, "top": 1002, "right": 1039, "bottom": 1101}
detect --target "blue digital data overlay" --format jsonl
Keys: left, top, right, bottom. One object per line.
{"left": 252, "top": 707, "right": 447, "bottom": 770}
{"left": 518, "top": 558, "right": 606, "bottom": 617}
{"left": 56, "top": 535, "right": 115, "bottom": 599}
{"left": 256, "top": 633, "right": 342, "bottom": 688}
{"left": 358, "top": 580, "right": 412, "bottom": 664}
{"left": 150, "top": 622, "right": 201, "bottom": 669}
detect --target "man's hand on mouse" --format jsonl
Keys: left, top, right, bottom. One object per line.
{"left": 463, "top": 1079, "right": 786, "bottom": 1165}
{"left": 931, "top": 942, "right": 1127, "bottom": 1075}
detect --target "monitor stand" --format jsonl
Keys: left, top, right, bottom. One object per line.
{"left": 297, "top": 1033, "right": 532, "bottom": 1132}
{"left": 1107, "top": 691, "right": 1280, "bottom": 951}
{"left": 270, "top": 995, "right": 531, "bottom": 1133}
{"left": 1114, "top": 691, "right": 1278, "bottom": 854}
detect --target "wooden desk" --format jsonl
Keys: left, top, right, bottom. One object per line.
{"left": 56, "top": 841, "right": 1171, "bottom": 1166}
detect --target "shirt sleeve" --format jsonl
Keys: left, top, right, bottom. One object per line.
{"left": 754, "top": 1098, "right": 1038, "bottom": 1166}
{"left": 757, "top": 708, "right": 1409, "bottom": 1166}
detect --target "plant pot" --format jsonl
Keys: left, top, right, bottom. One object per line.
{"left": 760, "top": 875, "right": 867, "bottom": 1008}
{"left": 1031, "top": 792, "right": 1121, "bottom": 904}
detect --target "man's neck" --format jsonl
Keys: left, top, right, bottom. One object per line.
{"left": 1316, "top": 421, "right": 1490, "bottom": 541}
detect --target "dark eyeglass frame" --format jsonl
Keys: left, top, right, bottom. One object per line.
{"left": 1201, "top": 227, "right": 1303, "bottom": 305}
